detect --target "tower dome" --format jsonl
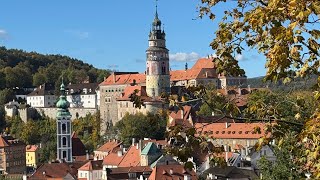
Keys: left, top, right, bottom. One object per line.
{"left": 56, "top": 79, "right": 71, "bottom": 117}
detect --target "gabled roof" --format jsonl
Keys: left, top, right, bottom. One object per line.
{"left": 191, "top": 58, "right": 216, "bottom": 69}
{"left": 107, "top": 166, "right": 152, "bottom": 180}
{"left": 26, "top": 145, "right": 38, "bottom": 152}
{"left": 29, "top": 162, "right": 82, "bottom": 179}
{"left": 72, "top": 132, "right": 86, "bottom": 156}
{"left": 118, "top": 145, "right": 141, "bottom": 167}
{"left": 195, "top": 122, "right": 267, "bottom": 139}
{"left": 200, "top": 166, "right": 259, "bottom": 179}
{"left": 169, "top": 106, "right": 193, "bottom": 128}
{"left": 0, "top": 136, "right": 9, "bottom": 147}
{"left": 149, "top": 164, "right": 197, "bottom": 180}
{"left": 141, "top": 142, "right": 161, "bottom": 155}
{"left": 102, "top": 147, "right": 124, "bottom": 166}
{"left": 100, "top": 72, "right": 146, "bottom": 86}
{"left": 27, "top": 83, "right": 55, "bottom": 96}
{"left": 78, "top": 160, "right": 103, "bottom": 171}
{"left": 96, "top": 140, "right": 121, "bottom": 153}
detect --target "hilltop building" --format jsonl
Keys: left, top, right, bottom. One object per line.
{"left": 56, "top": 80, "right": 73, "bottom": 162}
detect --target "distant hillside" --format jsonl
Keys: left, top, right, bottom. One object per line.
{"left": 247, "top": 76, "right": 317, "bottom": 91}
{"left": 0, "top": 46, "right": 110, "bottom": 90}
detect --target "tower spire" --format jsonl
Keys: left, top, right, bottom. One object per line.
{"left": 155, "top": 0, "right": 158, "bottom": 18}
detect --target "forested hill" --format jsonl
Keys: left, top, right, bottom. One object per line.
{"left": 0, "top": 46, "right": 110, "bottom": 90}
{"left": 247, "top": 76, "right": 317, "bottom": 92}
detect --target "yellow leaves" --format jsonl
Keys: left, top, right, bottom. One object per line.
{"left": 289, "top": 0, "right": 297, "bottom": 8}
{"left": 288, "top": 22, "right": 298, "bottom": 30}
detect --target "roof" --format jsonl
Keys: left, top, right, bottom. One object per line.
{"left": 0, "top": 136, "right": 25, "bottom": 147}
{"left": 26, "top": 145, "right": 38, "bottom": 152}
{"left": 66, "top": 83, "right": 98, "bottom": 95}
{"left": 27, "top": 83, "right": 55, "bottom": 96}
{"left": 102, "top": 147, "right": 124, "bottom": 166}
{"left": 170, "top": 68, "right": 217, "bottom": 82}
{"left": 72, "top": 132, "right": 87, "bottom": 156}
{"left": 118, "top": 145, "right": 141, "bottom": 167}
{"left": 100, "top": 72, "right": 146, "bottom": 86}
{"left": 116, "top": 85, "right": 148, "bottom": 101}
{"left": 195, "top": 122, "right": 267, "bottom": 139}
{"left": 149, "top": 164, "right": 197, "bottom": 180}
{"left": 169, "top": 106, "right": 193, "bottom": 128}
{"left": 107, "top": 166, "right": 152, "bottom": 180}
{"left": 29, "top": 162, "right": 84, "bottom": 179}
{"left": 78, "top": 160, "right": 103, "bottom": 171}
{"left": 141, "top": 142, "right": 161, "bottom": 155}
{"left": 191, "top": 58, "right": 216, "bottom": 69}
{"left": 141, "top": 139, "right": 167, "bottom": 149}
{"left": 96, "top": 140, "right": 121, "bottom": 153}
{"left": 200, "top": 166, "right": 259, "bottom": 179}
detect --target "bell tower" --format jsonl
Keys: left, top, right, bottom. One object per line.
{"left": 56, "top": 79, "right": 72, "bottom": 162}
{"left": 146, "top": 1, "right": 170, "bottom": 97}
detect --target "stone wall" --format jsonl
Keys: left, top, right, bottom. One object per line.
{"left": 34, "top": 107, "right": 97, "bottom": 121}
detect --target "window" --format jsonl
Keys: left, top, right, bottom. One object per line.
{"left": 62, "top": 123, "right": 66, "bottom": 133}
{"left": 62, "top": 137, "right": 67, "bottom": 147}
{"left": 63, "top": 151, "right": 67, "bottom": 159}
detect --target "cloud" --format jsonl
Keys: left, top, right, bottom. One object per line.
{"left": 169, "top": 52, "right": 201, "bottom": 62}
{"left": 236, "top": 54, "right": 259, "bottom": 61}
{"left": 65, "top": 29, "right": 90, "bottom": 39}
{"left": 0, "top": 29, "right": 8, "bottom": 39}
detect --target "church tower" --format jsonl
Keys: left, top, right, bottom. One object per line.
{"left": 146, "top": 2, "right": 170, "bottom": 97}
{"left": 56, "top": 80, "right": 72, "bottom": 162}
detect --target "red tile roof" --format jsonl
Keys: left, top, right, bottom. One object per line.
{"left": 100, "top": 73, "right": 146, "bottom": 86}
{"left": 102, "top": 147, "right": 124, "bottom": 166}
{"left": 192, "top": 58, "right": 216, "bottom": 69}
{"left": 195, "top": 122, "right": 267, "bottom": 139}
{"left": 118, "top": 145, "right": 141, "bottom": 167}
{"left": 149, "top": 164, "right": 197, "bottom": 180}
{"left": 0, "top": 136, "right": 25, "bottom": 147}
{"left": 96, "top": 140, "right": 121, "bottom": 153}
{"left": 78, "top": 160, "right": 103, "bottom": 171}
{"left": 117, "top": 85, "right": 148, "bottom": 101}
{"left": 29, "top": 162, "right": 81, "bottom": 179}
{"left": 169, "top": 106, "right": 193, "bottom": 128}
{"left": 0, "top": 136, "right": 9, "bottom": 147}
{"left": 26, "top": 145, "right": 38, "bottom": 152}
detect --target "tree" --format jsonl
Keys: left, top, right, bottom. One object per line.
{"left": 115, "top": 112, "right": 167, "bottom": 146}
{"left": 199, "top": 0, "right": 320, "bottom": 177}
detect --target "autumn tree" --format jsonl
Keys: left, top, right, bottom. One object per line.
{"left": 199, "top": 0, "right": 320, "bottom": 177}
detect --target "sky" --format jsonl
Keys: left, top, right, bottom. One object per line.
{"left": 0, "top": 0, "right": 267, "bottom": 78}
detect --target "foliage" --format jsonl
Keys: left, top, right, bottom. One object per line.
{"left": 199, "top": 0, "right": 320, "bottom": 177}
{"left": 115, "top": 112, "right": 167, "bottom": 146}
{"left": 0, "top": 46, "right": 110, "bottom": 90}
{"left": 73, "top": 112, "right": 102, "bottom": 153}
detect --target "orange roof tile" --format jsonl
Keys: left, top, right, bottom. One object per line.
{"left": 169, "top": 106, "right": 193, "bottom": 128}
{"left": 191, "top": 58, "right": 216, "bottom": 69}
{"left": 0, "top": 136, "right": 9, "bottom": 147}
{"left": 78, "top": 160, "right": 103, "bottom": 171}
{"left": 96, "top": 140, "right": 121, "bottom": 153}
{"left": 149, "top": 164, "right": 197, "bottom": 180}
{"left": 26, "top": 145, "right": 38, "bottom": 152}
{"left": 118, "top": 145, "right": 141, "bottom": 167}
{"left": 100, "top": 73, "right": 146, "bottom": 86}
{"left": 195, "top": 122, "right": 267, "bottom": 139}
{"left": 102, "top": 147, "right": 124, "bottom": 166}
{"left": 117, "top": 85, "right": 148, "bottom": 101}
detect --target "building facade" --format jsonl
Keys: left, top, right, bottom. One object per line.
{"left": 0, "top": 136, "right": 26, "bottom": 175}
{"left": 66, "top": 83, "right": 99, "bottom": 109}
{"left": 26, "top": 83, "right": 56, "bottom": 108}
{"left": 56, "top": 81, "right": 73, "bottom": 162}
{"left": 26, "top": 145, "right": 39, "bottom": 169}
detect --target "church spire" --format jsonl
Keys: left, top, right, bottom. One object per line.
{"left": 155, "top": 0, "right": 158, "bottom": 19}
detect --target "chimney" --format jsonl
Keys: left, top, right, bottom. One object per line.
{"left": 113, "top": 72, "right": 116, "bottom": 83}
{"left": 132, "top": 138, "right": 136, "bottom": 146}
{"left": 225, "top": 122, "right": 229, "bottom": 129}
{"left": 205, "top": 71, "right": 208, "bottom": 78}
{"left": 86, "top": 150, "right": 89, "bottom": 160}
{"left": 248, "top": 85, "right": 251, "bottom": 92}
{"left": 225, "top": 151, "right": 228, "bottom": 164}
{"left": 117, "top": 150, "right": 123, "bottom": 157}
{"left": 169, "top": 169, "right": 173, "bottom": 175}
{"left": 139, "top": 139, "right": 142, "bottom": 152}
{"left": 238, "top": 87, "right": 241, "bottom": 95}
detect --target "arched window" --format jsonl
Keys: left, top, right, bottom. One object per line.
{"left": 62, "top": 137, "right": 67, "bottom": 147}
{"left": 62, "top": 123, "right": 66, "bottom": 133}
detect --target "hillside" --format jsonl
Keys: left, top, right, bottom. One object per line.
{"left": 247, "top": 76, "right": 317, "bottom": 92}
{"left": 0, "top": 46, "right": 110, "bottom": 90}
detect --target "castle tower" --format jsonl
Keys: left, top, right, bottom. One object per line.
{"left": 56, "top": 80, "right": 72, "bottom": 162}
{"left": 146, "top": 2, "right": 170, "bottom": 97}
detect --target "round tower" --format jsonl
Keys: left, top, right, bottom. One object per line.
{"left": 146, "top": 4, "right": 170, "bottom": 97}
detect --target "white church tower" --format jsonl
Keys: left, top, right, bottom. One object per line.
{"left": 146, "top": 2, "right": 170, "bottom": 97}
{"left": 56, "top": 80, "right": 72, "bottom": 162}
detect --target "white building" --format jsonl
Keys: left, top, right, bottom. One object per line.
{"left": 66, "top": 83, "right": 99, "bottom": 109}
{"left": 26, "top": 83, "right": 56, "bottom": 107}
{"left": 78, "top": 160, "right": 103, "bottom": 180}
